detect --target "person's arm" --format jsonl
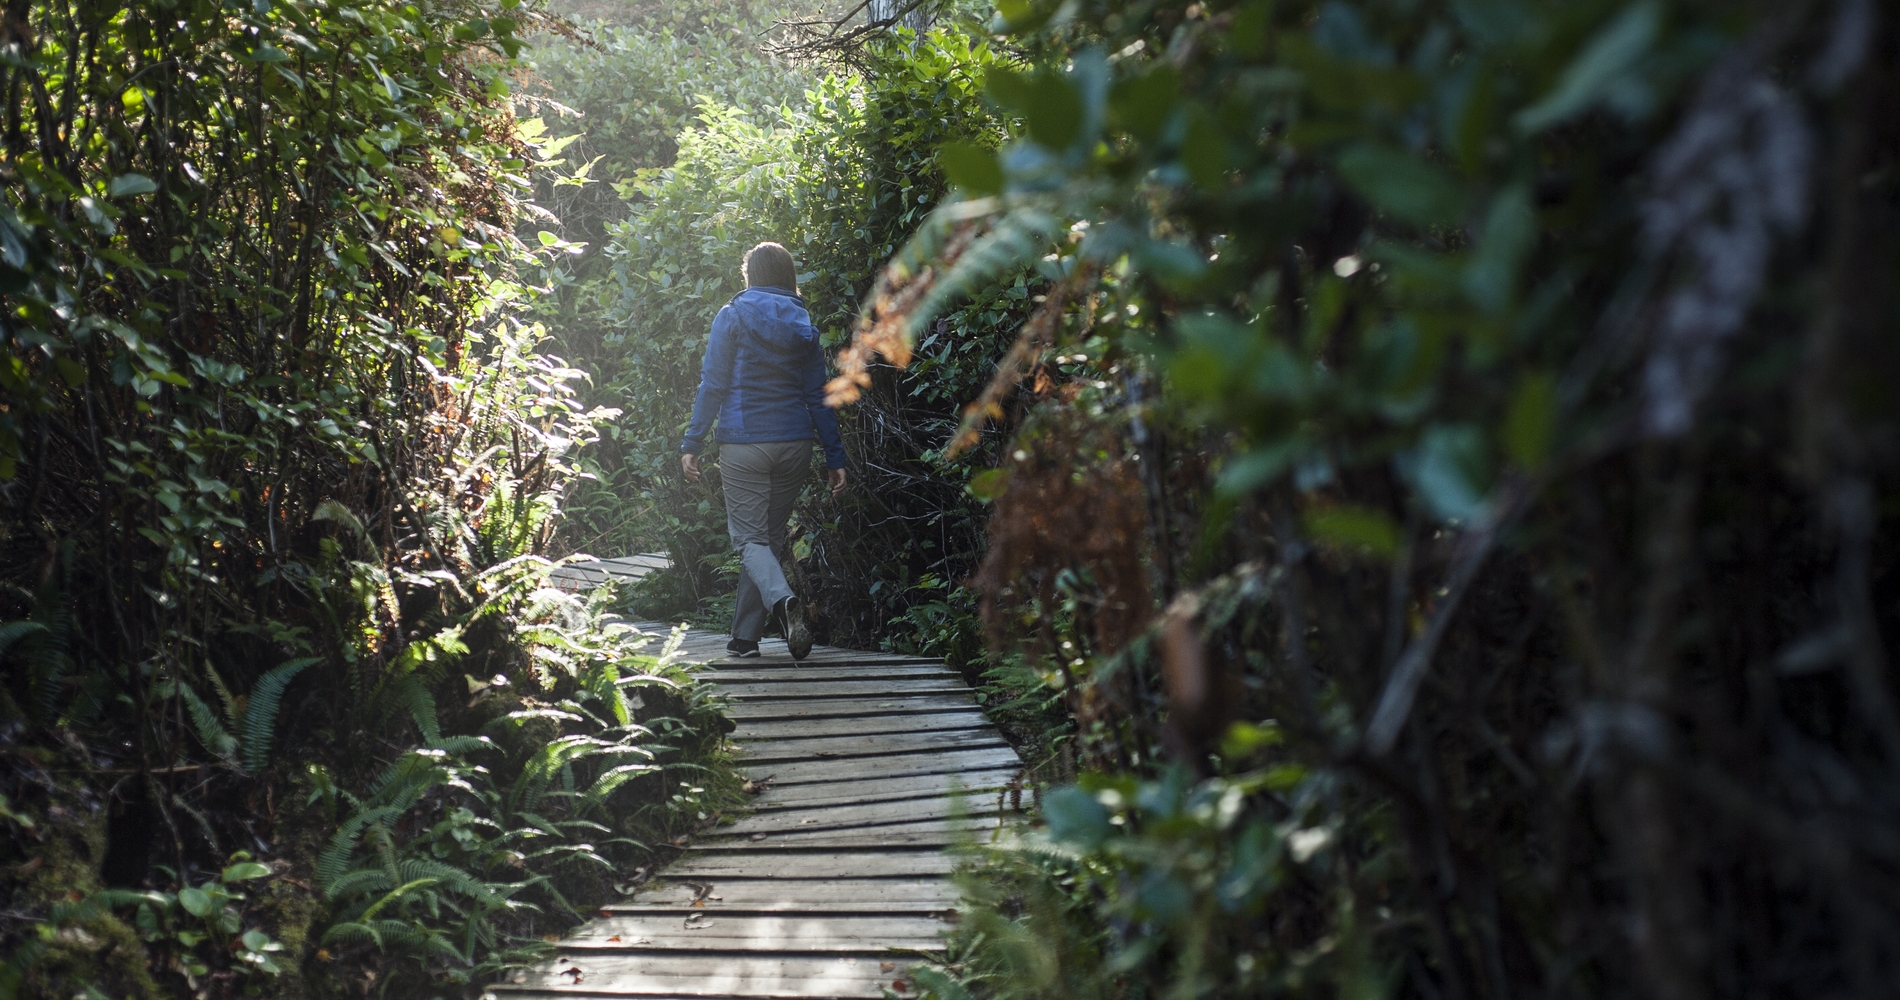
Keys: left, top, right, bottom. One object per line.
{"left": 803, "top": 334, "right": 847, "bottom": 493}
{"left": 681, "top": 307, "right": 739, "bottom": 464}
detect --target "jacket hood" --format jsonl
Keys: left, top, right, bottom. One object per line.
{"left": 730, "top": 286, "right": 816, "bottom": 355}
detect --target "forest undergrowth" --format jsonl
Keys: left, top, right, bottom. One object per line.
{"left": 0, "top": 3, "right": 742, "bottom": 998}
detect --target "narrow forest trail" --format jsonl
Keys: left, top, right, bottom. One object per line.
{"left": 492, "top": 558, "right": 1028, "bottom": 998}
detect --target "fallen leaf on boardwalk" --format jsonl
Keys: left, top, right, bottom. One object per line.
{"left": 560, "top": 967, "right": 583, "bottom": 983}
{"left": 880, "top": 963, "right": 897, "bottom": 973}
{"left": 749, "top": 832, "right": 767, "bottom": 841}
{"left": 541, "top": 934, "right": 560, "bottom": 942}
{"left": 682, "top": 913, "right": 714, "bottom": 930}
{"left": 892, "top": 979, "right": 909, "bottom": 992}
{"left": 692, "top": 899, "right": 705, "bottom": 907}
{"left": 800, "top": 818, "right": 819, "bottom": 824}
{"left": 941, "top": 908, "right": 961, "bottom": 923}
{"left": 606, "top": 936, "right": 621, "bottom": 943}
{"left": 598, "top": 909, "right": 612, "bottom": 917}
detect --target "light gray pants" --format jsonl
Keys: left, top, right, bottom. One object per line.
{"left": 719, "top": 440, "right": 811, "bottom": 641}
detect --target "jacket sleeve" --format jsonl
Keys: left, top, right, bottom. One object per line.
{"left": 804, "top": 337, "right": 846, "bottom": 470}
{"left": 681, "top": 307, "right": 739, "bottom": 456}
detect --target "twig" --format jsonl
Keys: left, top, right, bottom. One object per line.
{"left": 1364, "top": 476, "right": 1529, "bottom": 756}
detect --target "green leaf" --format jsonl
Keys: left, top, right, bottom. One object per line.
{"left": 1503, "top": 371, "right": 1557, "bottom": 471}
{"left": 1336, "top": 144, "right": 1468, "bottom": 227}
{"left": 107, "top": 174, "right": 157, "bottom": 198}
{"left": 1043, "top": 785, "right": 1112, "bottom": 850}
{"left": 987, "top": 69, "right": 1082, "bottom": 150}
{"left": 1304, "top": 504, "right": 1402, "bottom": 560}
{"left": 1409, "top": 424, "right": 1492, "bottom": 523}
{"left": 241, "top": 929, "right": 271, "bottom": 951}
{"left": 1464, "top": 184, "right": 1537, "bottom": 313}
{"left": 937, "top": 141, "right": 1003, "bottom": 196}
{"left": 537, "top": 230, "right": 561, "bottom": 246}
{"left": 221, "top": 861, "right": 271, "bottom": 882}
{"left": 1108, "top": 66, "right": 1179, "bottom": 141}
{"left": 1180, "top": 108, "right": 1226, "bottom": 189}
{"left": 177, "top": 886, "right": 213, "bottom": 917}
{"left": 967, "top": 468, "right": 1008, "bottom": 501}
{"left": 246, "top": 43, "right": 291, "bottom": 63}
{"left": 1513, "top": 2, "right": 1661, "bottom": 134}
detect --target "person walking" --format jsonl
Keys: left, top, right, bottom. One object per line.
{"left": 679, "top": 242, "right": 846, "bottom": 660}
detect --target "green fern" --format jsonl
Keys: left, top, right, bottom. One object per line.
{"left": 241, "top": 657, "right": 318, "bottom": 772}
{"left": 316, "top": 805, "right": 404, "bottom": 892}
{"left": 172, "top": 679, "right": 239, "bottom": 763}
{"left": 391, "top": 673, "right": 442, "bottom": 747}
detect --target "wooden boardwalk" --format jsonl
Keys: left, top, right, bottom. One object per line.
{"left": 488, "top": 581, "right": 1026, "bottom": 999}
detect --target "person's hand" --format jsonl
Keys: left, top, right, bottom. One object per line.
{"left": 827, "top": 467, "right": 846, "bottom": 498}
{"left": 681, "top": 453, "right": 701, "bottom": 483}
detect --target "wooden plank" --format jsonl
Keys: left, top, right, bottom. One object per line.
{"left": 716, "top": 679, "right": 968, "bottom": 700}
{"left": 606, "top": 879, "right": 959, "bottom": 914}
{"left": 732, "top": 711, "right": 995, "bottom": 741}
{"left": 702, "top": 816, "right": 1008, "bottom": 850}
{"left": 734, "top": 728, "right": 1009, "bottom": 764}
{"left": 745, "top": 768, "right": 1025, "bottom": 810}
{"left": 710, "top": 665, "right": 958, "bottom": 683}
{"left": 720, "top": 795, "right": 1023, "bottom": 836}
{"left": 491, "top": 954, "right": 907, "bottom": 997}
{"left": 703, "top": 655, "right": 945, "bottom": 670}
{"left": 665, "top": 851, "right": 957, "bottom": 879}
{"left": 723, "top": 694, "right": 979, "bottom": 721}
{"left": 557, "top": 914, "right": 948, "bottom": 952}
{"left": 742, "top": 746, "right": 1022, "bottom": 785}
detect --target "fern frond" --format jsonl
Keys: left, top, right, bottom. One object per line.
{"left": 316, "top": 805, "right": 403, "bottom": 893}
{"left": 323, "top": 867, "right": 394, "bottom": 901}
{"left": 319, "top": 921, "right": 383, "bottom": 948}
{"left": 173, "top": 680, "right": 239, "bottom": 764}
{"left": 396, "top": 859, "right": 504, "bottom": 904}
{"left": 311, "top": 499, "right": 369, "bottom": 538}
{"left": 392, "top": 673, "right": 442, "bottom": 747}
{"left": 0, "top": 621, "right": 48, "bottom": 656}
{"left": 583, "top": 763, "right": 659, "bottom": 804}
{"left": 359, "top": 877, "right": 439, "bottom": 921}
{"left": 241, "top": 657, "right": 317, "bottom": 772}
{"left": 431, "top": 735, "right": 495, "bottom": 756}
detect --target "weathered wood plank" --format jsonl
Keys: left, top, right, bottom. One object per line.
{"left": 744, "top": 768, "right": 1025, "bottom": 810}
{"left": 701, "top": 816, "right": 1008, "bottom": 850}
{"left": 710, "top": 665, "right": 958, "bottom": 683}
{"left": 720, "top": 795, "right": 1023, "bottom": 836}
{"left": 491, "top": 955, "right": 907, "bottom": 997}
{"left": 732, "top": 711, "right": 994, "bottom": 741}
{"left": 733, "top": 728, "right": 1009, "bottom": 764}
{"left": 717, "top": 679, "right": 969, "bottom": 699}
{"left": 665, "top": 851, "right": 957, "bottom": 879}
{"left": 722, "top": 694, "right": 980, "bottom": 721}
{"left": 605, "top": 879, "right": 960, "bottom": 914}
{"left": 557, "top": 914, "right": 949, "bottom": 952}
{"left": 742, "top": 747, "right": 1022, "bottom": 785}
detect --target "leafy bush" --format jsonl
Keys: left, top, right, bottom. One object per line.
{"left": 0, "top": 1, "right": 735, "bottom": 995}
{"left": 835, "top": 0, "right": 1900, "bottom": 996}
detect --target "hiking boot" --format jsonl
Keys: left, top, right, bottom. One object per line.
{"left": 774, "top": 595, "right": 813, "bottom": 660}
{"left": 726, "top": 637, "right": 761, "bottom": 659}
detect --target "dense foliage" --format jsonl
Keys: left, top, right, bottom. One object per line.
{"left": 534, "top": 13, "right": 1030, "bottom": 654}
{"left": 0, "top": 2, "right": 731, "bottom": 997}
{"left": 813, "top": 0, "right": 1900, "bottom": 997}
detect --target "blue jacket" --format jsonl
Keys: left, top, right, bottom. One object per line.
{"left": 680, "top": 285, "right": 846, "bottom": 469}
